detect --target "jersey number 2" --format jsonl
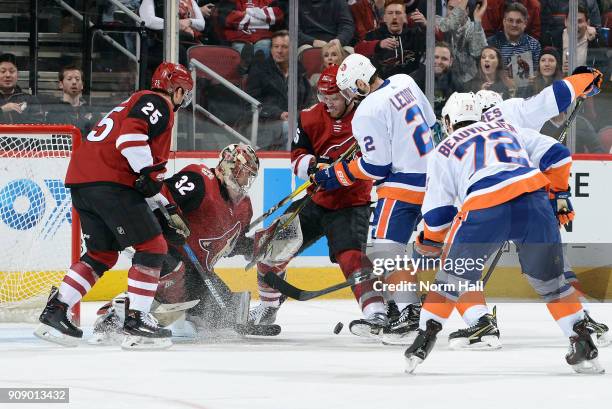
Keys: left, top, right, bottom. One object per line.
{"left": 405, "top": 105, "right": 433, "bottom": 156}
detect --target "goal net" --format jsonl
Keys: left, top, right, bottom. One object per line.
{"left": 0, "top": 125, "right": 81, "bottom": 323}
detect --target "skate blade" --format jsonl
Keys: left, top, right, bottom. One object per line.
{"left": 595, "top": 332, "right": 612, "bottom": 348}
{"left": 571, "top": 357, "right": 605, "bottom": 374}
{"left": 33, "top": 323, "right": 79, "bottom": 347}
{"left": 448, "top": 335, "right": 502, "bottom": 350}
{"left": 349, "top": 323, "right": 383, "bottom": 339}
{"left": 404, "top": 355, "right": 423, "bottom": 374}
{"left": 121, "top": 335, "right": 172, "bottom": 350}
{"left": 381, "top": 331, "right": 418, "bottom": 346}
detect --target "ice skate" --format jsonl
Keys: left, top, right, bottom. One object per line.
{"left": 448, "top": 306, "right": 501, "bottom": 350}
{"left": 584, "top": 311, "right": 611, "bottom": 347}
{"left": 566, "top": 318, "right": 605, "bottom": 374}
{"left": 404, "top": 319, "right": 443, "bottom": 373}
{"left": 244, "top": 302, "right": 282, "bottom": 336}
{"left": 122, "top": 303, "right": 173, "bottom": 350}
{"left": 33, "top": 286, "right": 82, "bottom": 347}
{"left": 349, "top": 312, "right": 388, "bottom": 339}
{"left": 382, "top": 303, "right": 420, "bottom": 345}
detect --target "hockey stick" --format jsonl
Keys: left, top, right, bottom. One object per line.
{"left": 248, "top": 141, "right": 359, "bottom": 231}
{"left": 263, "top": 269, "right": 377, "bottom": 301}
{"left": 557, "top": 97, "right": 584, "bottom": 144}
{"left": 155, "top": 202, "right": 228, "bottom": 309}
{"left": 481, "top": 242, "right": 506, "bottom": 287}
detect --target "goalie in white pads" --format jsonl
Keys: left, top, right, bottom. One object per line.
{"left": 405, "top": 69, "right": 605, "bottom": 375}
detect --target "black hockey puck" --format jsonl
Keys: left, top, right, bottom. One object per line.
{"left": 333, "top": 322, "right": 344, "bottom": 334}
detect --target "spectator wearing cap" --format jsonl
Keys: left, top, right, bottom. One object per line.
{"left": 363, "top": 0, "right": 426, "bottom": 79}
{"left": 436, "top": 0, "right": 488, "bottom": 84}
{"left": 298, "top": 0, "right": 355, "bottom": 53}
{"left": 45, "top": 65, "right": 96, "bottom": 137}
{"left": 0, "top": 53, "right": 44, "bottom": 124}
{"left": 246, "top": 30, "right": 311, "bottom": 150}
{"left": 411, "top": 41, "right": 465, "bottom": 117}
{"left": 481, "top": 0, "right": 541, "bottom": 39}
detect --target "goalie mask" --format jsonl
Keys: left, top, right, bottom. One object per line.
{"left": 441, "top": 92, "right": 480, "bottom": 135}
{"left": 217, "top": 144, "right": 259, "bottom": 201}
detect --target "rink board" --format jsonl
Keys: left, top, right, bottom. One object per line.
{"left": 1, "top": 152, "right": 611, "bottom": 302}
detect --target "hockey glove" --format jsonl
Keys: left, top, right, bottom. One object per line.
{"left": 549, "top": 190, "right": 575, "bottom": 226}
{"left": 135, "top": 162, "right": 167, "bottom": 197}
{"left": 311, "top": 160, "right": 355, "bottom": 191}
{"left": 154, "top": 204, "right": 190, "bottom": 246}
{"left": 571, "top": 66, "right": 603, "bottom": 97}
{"left": 412, "top": 231, "right": 444, "bottom": 261}
{"left": 251, "top": 214, "right": 303, "bottom": 266}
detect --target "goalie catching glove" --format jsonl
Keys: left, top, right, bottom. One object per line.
{"left": 549, "top": 190, "right": 575, "bottom": 226}
{"left": 250, "top": 214, "right": 303, "bottom": 266}
{"left": 154, "top": 204, "right": 190, "bottom": 245}
{"left": 135, "top": 162, "right": 167, "bottom": 197}
{"left": 311, "top": 160, "right": 355, "bottom": 190}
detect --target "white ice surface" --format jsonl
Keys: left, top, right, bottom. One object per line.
{"left": 1, "top": 300, "right": 611, "bottom": 409}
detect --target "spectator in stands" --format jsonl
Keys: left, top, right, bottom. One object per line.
{"left": 0, "top": 53, "right": 44, "bottom": 124}
{"left": 45, "top": 66, "right": 96, "bottom": 137}
{"left": 487, "top": 2, "right": 540, "bottom": 97}
{"left": 436, "top": 0, "right": 488, "bottom": 84}
{"left": 221, "top": 1, "right": 284, "bottom": 73}
{"left": 309, "top": 41, "right": 350, "bottom": 87}
{"left": 363, "top": 0, "right": 426, "bottom": 79}
{"left": 468, "top": 45, "right": 512, "bottom": 98}
{"left": 298, "top": 0, "right": 355, "bottom": 52}
{"left": 525, "top": 46, "right": 562, "bottom": 97}
{"left": 481, "top": 0, "right": 541, "bottom": 39}
{"left": 541, "top": 0, "right": 602, "bottom": 51}
{"left": 139, "top": 0, "right": 206, "bottom": 69}
{"left": 246, "top": 30, "right": 311, "bottom": 150}
{"left": 561, "top": 5, "right": 608, "bottom": 76}
{"left": 411, "top": 41, "right": 465, "bottom": 116}
{"left": 349, "top": 0, "right": 380, "bottom": 42}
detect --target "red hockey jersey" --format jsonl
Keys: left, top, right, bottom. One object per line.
{"left": 162, "top": 164, "right": 253, "bottom": 272}
{"left": 224, "top": 0, "right": 284, "bottom": 44}
{"left": 292, "top": 102, "right": 372, "bottom": 210}
{"left": 65, "top": 90, "right": 174, "bottom": 188}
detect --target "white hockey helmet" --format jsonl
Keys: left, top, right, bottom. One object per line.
{"left": 475, "top": 89, "right": 503, "bottom": 113}
{"left": 336, "top": 53, "right": 377, "bottom": 102}
{"left": 441, "top": 92, "right": 480, "bottom": 134}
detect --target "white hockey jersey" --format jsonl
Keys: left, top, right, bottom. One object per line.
{"left": 422, "top": 120, "right": 572, "bottom": 241}
{"left": 346, "top": 74, "right": 437, "bottom": 204}
{"left": 483, "top": 78, "right": 581, "bottom": 130}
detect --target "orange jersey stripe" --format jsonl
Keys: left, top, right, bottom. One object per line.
{"left": 375, "top": 199, "right": 395, "bottom": 239}
{"left": 424, "top": 224, "right": 448, "bottom": 243}
{"left": 564, "top": 73, "right": 596, "bottom": 98}
{"left": 462, "top": 173, "right": 549, "bottom": 211}
{"left": 348, "top": 159, "right": 370, "bottom": 180}
{"left": 377, "top": 186, "right": 425, "bottom": 204}
{"left": 544, "top": 162, "right": 571, "bottom": 192}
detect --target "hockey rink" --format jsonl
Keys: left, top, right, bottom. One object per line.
{"left": 1, "top": 300, "right": 611, "bottom": 409}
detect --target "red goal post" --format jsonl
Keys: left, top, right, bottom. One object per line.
{"left": 0, "top": 124, "right": 81, "bottom": 323}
